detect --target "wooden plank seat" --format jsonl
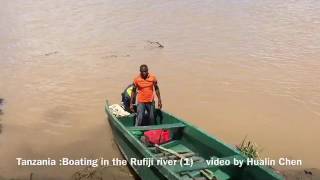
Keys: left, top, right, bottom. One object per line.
{"left": 127, "top": 123, "right": 186, "bottom": 131}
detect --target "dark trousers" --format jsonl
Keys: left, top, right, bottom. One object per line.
{"left": 136, "top": 102, "right": 155, "bottom": 126}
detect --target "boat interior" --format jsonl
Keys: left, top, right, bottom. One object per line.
{"left": 115, "top": 109, "right": 275, "bottom": 180}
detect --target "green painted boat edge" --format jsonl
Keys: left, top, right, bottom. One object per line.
{"left": 161, "top": 109, "right": 284, "bottom": 179}
{"left": 105, "top": 101, "right": 182, "bottom": 179}
{"left": 104, "top": 100, "right": 284, "bottom": 180}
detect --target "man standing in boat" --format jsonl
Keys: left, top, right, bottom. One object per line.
{"left": 130, "top": 64, "right": 162, "bottom": 126}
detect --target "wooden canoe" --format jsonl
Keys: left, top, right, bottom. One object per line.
{"left": 105, "top": 101, "right": 284, "bottom": 180}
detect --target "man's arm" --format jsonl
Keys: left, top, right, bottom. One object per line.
{"left": 130, "top": 85, "right": 136, "bottom": 112}
{"left": 154, "top": 82, "right": 162, "bottom": 109}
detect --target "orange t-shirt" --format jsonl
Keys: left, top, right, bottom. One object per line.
{"left": 133, "top": 74, "right": 157, "bottom": 103}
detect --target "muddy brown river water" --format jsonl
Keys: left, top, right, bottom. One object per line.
{"left": 0, "top": 0, "right": 319, "bottom": 179}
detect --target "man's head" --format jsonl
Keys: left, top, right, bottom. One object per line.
{"left": 140, "top": 64, "right": 148, "bottom": 79}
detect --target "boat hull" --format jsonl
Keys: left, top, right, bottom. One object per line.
{"left": 105, "top": 101, "right": 284, "bottom": 180}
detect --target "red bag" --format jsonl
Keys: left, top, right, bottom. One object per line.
{"left": 144, "top": 129, "right": 171, "bottom": 145}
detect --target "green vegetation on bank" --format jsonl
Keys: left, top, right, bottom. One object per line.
{"left": 237, "top": 136, "right": 261, "bottom": 159}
